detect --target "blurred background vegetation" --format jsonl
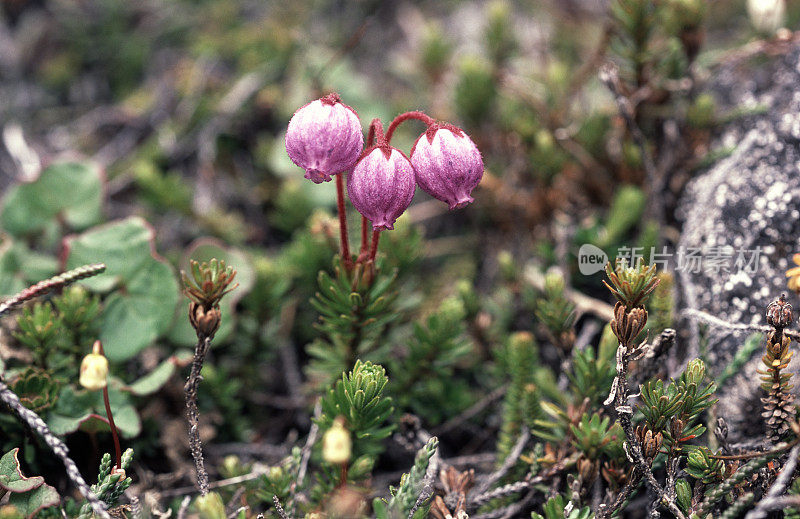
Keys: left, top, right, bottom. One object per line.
{"left": 0, "top": 0, "right": 798, "bottom": 516}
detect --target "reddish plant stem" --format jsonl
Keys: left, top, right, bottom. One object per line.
{"left": 368, "top": 118, "right": 386, "bottom": 147}
{"left": 366, "top": 120, "right": 377, "bottom": 147}
{"left": 336, "top": 173, "right": 354, "bottom": 272}
{"left": 385, "top": 111, "right": 435, "bottom": 144}
{"left": 357, "top": 216, "right": 370, "bottom": 263}
{"left": 102, "top": 388, "right": 122, "bottom": 470}
{"left": 95, "top": 341, "right": 122, "bottom": 470}
{"left": 369, "top": 229, "right": 381, "bottom": 262}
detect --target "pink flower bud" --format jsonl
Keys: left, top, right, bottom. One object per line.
{"left": 285, "top": 93, "right": 364, "bottom": 184}
{"left": 347, "top": 146, "right": 415, "bottom": 231}
{"left": 411, "top": 124, "right": 483, "bottom": 209}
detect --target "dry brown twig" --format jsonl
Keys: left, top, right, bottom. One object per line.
{"left": 185, "top": 335, "right": 212, "bottom": 496}
{"left": 289, "top": 399, "right": 321, "bottom": 516}
{"left": 682, "top": 308, "right": 800, "bottom": 340}
{"left": 603, "top": 333, "right": 687, "bottom": 519}
{"left": 474, "top": 428, "right": 530, "bottom": 496}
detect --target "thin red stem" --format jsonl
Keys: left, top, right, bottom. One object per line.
{"left": 336, "top": 174, "right": 353, "bottom": 272}
{"left": 368, "top": 118, "right": 386, "bottom": 147}
{"left": 357, "top": 216, "right": 370, "bottom": 262}
{"left": 385, "top": 111, "right": 435, "bottom": 144}
{"left": 94, "top": 340, "right": 122, "bottom": 470}
{"left": 369, "top": 229, "right": 381, "bottom": 262}
{"left": 103, "top": 386, "right": 122, "bottom": 470}
{"left": 366, "top": 120, "right": 377, "bottom": 147}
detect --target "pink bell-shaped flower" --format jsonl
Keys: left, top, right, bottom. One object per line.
{"left": 285, "top": 93, "right": 364, "bottom": 184}
{"left": 411, "top": 124, "right": 483, "bottom": 209}
{"left": 347, "top": 146, "right": 416, "bottom": 231}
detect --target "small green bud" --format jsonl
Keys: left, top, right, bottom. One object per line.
{"left": 268, "top": 466, "right": 284, "bottom": 480}
{"left": 534, "top": 129, "right": 555, "bottom": 152}
{"left": 420, "top": 22, "right": 451, "bottom": 81}
{"left": 220, "top": 455, "right": 246, "bottom": 479}
{"left": 195, "top": 491, "right": 226, "bottom": 519}
{"left": 543, "top": 270, "right": 566, "bottom": 296}
{"left": 675, "top": 478, "right": 692, "bottom": 512}
{"left": 349, "top": 455, "right": 374, "bottom": 475}
{"left": 497, "top": 250, "right": 516, "bottom": 281}
{"left": 456, "top": 280, "right": 479, "bottom": 317}
{"left": 685, "top": 359, "right": 706, "bottom": 385}
{"left": 454, "top": 56, "right": 496, "bottom": 125}
{"left": 508, "top": 331, "right": 537, "bottom": 362}
{"left": 622, "top": 141, "right": 643, "bottom": 170}
{"left": 439, "top": 296, "right": 466, "bottom": 322}
{"left": 687, "top": 94, "right": 716, "bottom": 128}
{"left": 546, "top": 60, "right": 569, "bottom": 90}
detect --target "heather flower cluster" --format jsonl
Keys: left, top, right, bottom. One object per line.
{"left": 285, "top": 93, "right": 483, "bottom": 273}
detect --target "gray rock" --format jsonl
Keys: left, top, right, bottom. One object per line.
{"left": 677, "top": 46, "right": 800, "bottom": 441}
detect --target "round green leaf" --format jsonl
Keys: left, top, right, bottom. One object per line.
{"left": 63, "top": 216, "right": 156, "bottom": 293}
{"left": 1, "top": 161, "right": 102, "bottom": 236}
{"left": 64, "top": 217, "right": 179, "bottom": 360}
{"left": 8, "top": 481, "right": 59, "bottom": 517}
{"left": 125, "top": 357, "right": 177, "bottom": 396}
{"left": 0, "top": 449, "right": 44, "bottom": 493}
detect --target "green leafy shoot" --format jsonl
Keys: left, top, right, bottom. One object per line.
{"left": 316, "top": 360, "right": 395, "bottom": 460}
{"left": 374, "top": 437, "right": 438, "bottom": 519}
{"left": 182, "top": 258, "right": 238, "bottom": 308}
{"left": 603, "top": 258, "right": 660, "bottom": 309}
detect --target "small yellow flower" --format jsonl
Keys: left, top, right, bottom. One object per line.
{"left": 787, "top": 253, "right": 800, "bottom": 294}
{"left": 322, "top": 417, "right": 352, "bottom": 465}
{"left": 79, "top": 341, "right": 108, "bottom": 391}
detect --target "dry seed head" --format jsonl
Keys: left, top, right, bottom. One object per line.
{"left": 189, "top": 302, "right": 222, "bottom": 339}
{"left": 610, "top": 302, "right": 648, "bottom": 346}
{"left": 577, "top": 458, "right": 597, "bottom": 482}
{"left": 766, "top": 294, "right": 793, "bottom": 328}
{"left": 636, "top": 425, "right": 662, "bottom": 460}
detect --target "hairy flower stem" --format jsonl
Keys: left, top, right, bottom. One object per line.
{"left": 185, "top": 335, "right": 212, "bottom": 495}
{"left": 385, "top": 111, "right": 436, "bottom": 143}
{"left": 366, "top": 119, "right": 380, "bottom": 147}
{"left": 96, "top": 343, "right": 122, "bottom": 470}
{"left": 0, "top": 377, "right": 111, "bottom": 519}
{"left": 369, "top": 229, "right": 381, "bottom": 262}
{"left": 365, "top": 118, "right": 388, "bottom": 152}
{"left": 357, "top": 216, "right": 370, "bottom": 263}
{"left": 335, "top": 173, "right": 354, "bottom": 273}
